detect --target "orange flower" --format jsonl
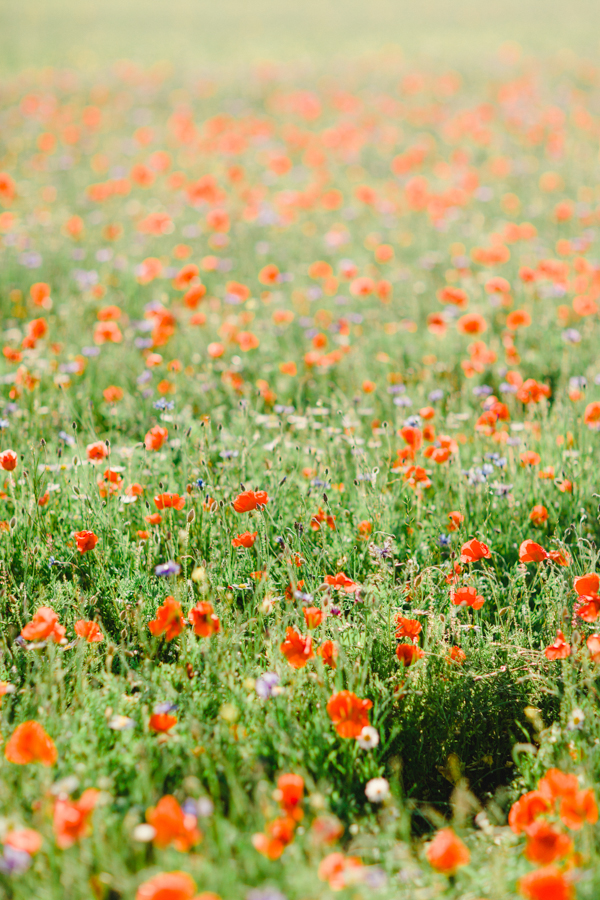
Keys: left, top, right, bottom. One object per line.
{"left": 146, "top": 795, "right": 201, "bottom": 851}
{"left": 136, "top": 871, "right": 198, "bottom": 900}
{"left": 86, "top": 441, "right": 108, "bottom": 462}
{"left": 524, "top": 819, "right": 572, "bottom": 864}
{"left": 538, "top": 769, "right": 579, "bottom": 803}
{"left": 530, "top": 505, "right": 548, "bottom": 526}
{"left": 74, "top": 530, "right": 99, "bottom": 553}
{"left": 303, "top": 607, "right": 324, "bottom": 629}
{"left": 154, "top": 492, "right": 185, "bottom": 510}
{"left": 559, "top": 788, "right": 598, "bottom": 830}
{"left": 575, "top": 573, "right": 600, "bottom": 596}
{"left": 149, "top": 712, "right": 177, "bottom": 733}
{"left": 232, "top": 490, "right": 269, "bottom": 512}
{"left": 74, "top": 620, "right": 103, "bottom": 643}
{"left": 5, "top": 721, "right": 57, "bottom": 766}
{"left": 357, "top": 520, "right": 372, "bottom": 538}
{"left": 396, "top": 643, "right": 424, "bottom": 666}
{"left": 326, "top": 691, "right": 372, "bottom": 738}
{"left": 103, "top": 385, "right": 124, "bottom": 403}
{"left": 507, "top": 309, "right": 531, "bottom": 330}
{"left": 518, "top": 866, "right": 573, "bottom": 900}
{"left": 447, "top": 511, "right": 464, "bottom": 532}
{"left": 457, "top": 312, "right": 487, "bottom": 335}
{"left": 21, "top": 606, "right": 65, "bottom": 643}
{"left": 276, "top": 773, "right": 304, "bottom": 815}
{"left": 318, "top": 852, "right": 364, "bottom": 890}
{"left": 584, "top": 401, "right": 600, "bottom": 428}
{"left": 437, "top": 286, "right": 468, "bottom": 308}
{"left": 252, "top": 815, "right": 296, "bottom": 860}
{"left": 324, "top": 572, "right": 359, "bottom": 593}
{"left": 520, "top": 540, "right": 548, "bottom": 563}
{"left": 447, "top": 646, "right": 466, "bottom": 664}
{"left": 311, "top": 507, "right": 336, "bottom": 531}
{"left": 144, "top": 425, "right": 168, "bottom": 451}
{"left": 517, "top": 379, "right": 551, "bottom": 404}
{"left": 148, "top": 597, "right": 185, "bottom": 641}
{"left": 451, "top": 585, "right": 484, "bottom": 610}
{"left": 521, "top": 451, "right": 541, "bottom": 467}
{"left": 395, "top": 616, "right": 422, "bottom": 639}
{"left": 280, "top": 627, "right": 314, "bottom": 668}
{"left": 509, "top": 790, "right": 550, "bottom": 834}
{"left": 586, "top": 633, "right": 600, "bottom": 661}
{"left": 188, "top": 601, "right": 220, "bottom": 637}
{"left": 316, "top": 640, "right": 338, "bottom": 669}
{"left": 547, "top": 549, "right": 570, "bottom": 567}
{"left": 544, "top": 630, "right": 571, "bottom": 660}
{"left": 4, "top": 828, "right": 43, "bottom": 855}
{"left": 0, "top": 449, "right": 18, "bottom": 471}
{"left": 53, "top": 789, "right": 99, "bottom": 848}
{"left": 94, "top": 321, "right": 122, "bottom": 344}
{"left": 232, "top": 531, "right": 258, "bottom": 548}
{"left": 425, "top": 828, "right": 470, "bottom": 875}
{"left": 460, "top": 538, "right": 491, "bottom": 563}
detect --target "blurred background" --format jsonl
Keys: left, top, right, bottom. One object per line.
{"left": 2, "top": 0, "right": 600, "bottom": 73}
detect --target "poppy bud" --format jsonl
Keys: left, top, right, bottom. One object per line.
{"left": 187, "top": 509, "right": 195, "bottom": 524}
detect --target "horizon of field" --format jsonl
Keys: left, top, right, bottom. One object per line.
{"left": 2, "top": 0, "right": 600, "bottom": 74}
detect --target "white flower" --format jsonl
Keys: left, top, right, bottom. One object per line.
{"left": 132, "top": 824, "right": 156, "bottom": 842}
{"left": 108, "top": 715, "right": 135, "bottom": 731}
{"left": 356, "top": 726, "right": 380, "bottom": 750}
{"left": 568, "top": 708, "right": 585, "bottom": 730}
{"left": 365, "top": 777, "right": 390, "bottom": 803}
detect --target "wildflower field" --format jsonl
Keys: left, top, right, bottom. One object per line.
{"left": 3, "top": 4, "right": 600, "bottom": 896}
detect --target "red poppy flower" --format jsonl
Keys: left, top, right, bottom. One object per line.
{"left": 74, "top": 530, "right": 99, "bottom": 553}
{"left": 53, "top": 789, "right": 99, "bottom": 848}
{"left": 316, "top": 640, "right": 338, "bottom": 669}
{"left": 188, "top": 601, "right": 220, "bottom": 637}
{"left": 0, "top": 449, "right": 18, "bottom": 471}
{"left": 86, "top": 441, "right": 108, "bottom": 462}
{"left": 74, "top": 620, "right": 103, "bottom": 643}
{"left": 447, "top": 511, "right": 464, "bottom": 531}
{"left": 559, "top": 788, "right": 598, "bottom": 830}
{"left": 530, "top": 505, "right": 548, "bottom": 526}
{"left": 326, "top": 691, "right": 372, "bottom": 738}
{"left": 21, "top": 606, "right": 65, "bottom": 643}
{"left": 231, "top": 531, "right": 257, "bottom": 548}
{"left": 524, "top": 819, "right": 572, "bottom": 864}
{"left": 324, "top": 572, "right": 360, "bottom": 593}
{"left": 425, "top": 828, "right": 470, "bottom": 875}
{"left": 232, "top": 490, "right": 269, "bottom": 512}
{"left": 519, "top": 540, "right": 548, "bottom": 563}
{"left": 5, "top": 721, "right": 57, "bottom": 766}
{"left": 149, "top": 713, "right": 177, "bottom": 733}
{"left": 395, "top": 617, "right": 422, "bottom": 640}
{"left": 276, "top": 773, "right": 304, "bottom": 815}
{"left": 518, "top": 866, "right": 573, "bottom": 900}
{"left": 154, "top": 492, "right": 185, "bottom": 510}
{"left": 451, "top": 585, "right": 485, "bottom": 610}
{"left": 509, "top": 790, "right": 550, "bottom": 834}
{"left": 544, "top": 630, "right": 571, "bottom": 660}
{"left": 303, "top": 607, "right": 324, "bottom": 629}
{"left": 148, "top": 597, "right": 185, "bottom": 641}
{"left": 396, "top": 643, "right": 424, "bottom": 666}
{"left": 135, "top": 871, "right": 198, "bottom": 900}
{"left": 146, "top": 796, "right": 201, "bottom": 851}
{"left": 460, "top": 539, "right": 491, "bottom": 564}
{"left": 144, "top": 425, "right": 168, "bottom": 451}
{"left": 280, "top": 628, "right": 314, "bottom": 668}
